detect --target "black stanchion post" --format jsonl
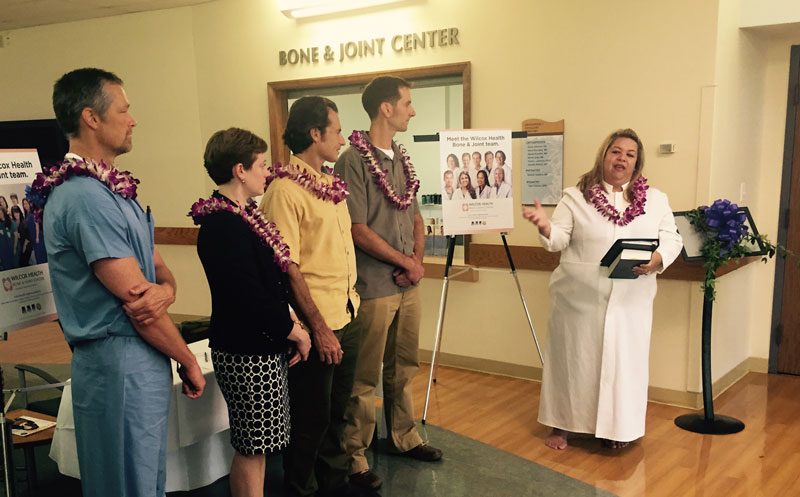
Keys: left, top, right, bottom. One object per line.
{"left": 701, "top": 295, "right": 715, "bottom": 421}
{"left": 675, "top": 275, "right": 745, "bottom": 434}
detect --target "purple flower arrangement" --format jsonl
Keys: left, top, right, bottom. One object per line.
{"left": 349, "top": 131, "right": 420, "bottom": 210}
{"left": 698, "top": 199, "right": 748, "bottom": 255}
{"left": 687, "top": 198, "right": 796, "bottom": 300}
{"left": 265, "top": 162, "right": 348, "bottom": 204}
{"left": 189, "top": 195, "right": 293, "bottom": 272}
{"left": 26, "top": 157, "right": 140, "bottom": 223}
{"left": 587, "top": 176, "right": 649, "bottom": 226}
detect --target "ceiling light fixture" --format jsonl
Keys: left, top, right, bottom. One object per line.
{"left": 276, "top": 0, "right": 406, "bottom": 19}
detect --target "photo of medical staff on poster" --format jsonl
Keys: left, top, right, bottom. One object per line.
{"left": 0, "top": 149, "right": 57, "bottom": 333}
{"left": 439, "top": 130, "right": 513, "bottom": 235}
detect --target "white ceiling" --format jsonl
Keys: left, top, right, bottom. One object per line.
{"left": 0, "top": 0, "right": 216, "bottom": 31}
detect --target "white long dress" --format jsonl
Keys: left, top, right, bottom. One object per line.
{"left": 537, "top": 182, "right": 683, "bottom": 442}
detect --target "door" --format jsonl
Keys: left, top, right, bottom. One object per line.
{"left": 776, "top": 47, "right": 800, "bottom": 374}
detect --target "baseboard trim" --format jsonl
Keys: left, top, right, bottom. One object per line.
{"left": 747, "top": 357, "right": 769, "bottom": 373}
{"left": 419, "top": 349, "right": 542, "bottom": 381}
{"left": 420, "top": 350, "right": 766, "bottom": 409}
{"left": 647, "top": 386, "right": 702, "bottom": 409}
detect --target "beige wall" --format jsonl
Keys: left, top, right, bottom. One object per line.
{"left": 698, "top": 0, "right": 768, "bottom": 385}
{"left": 740, "top": 0, "right": 800, "bottom": 28}
{"left": 0, "top": 0, "right": 795, "bottom": 400}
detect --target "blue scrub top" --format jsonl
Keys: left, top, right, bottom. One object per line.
{"left": 44, "top": 176, "right": 155, "bottom": 344}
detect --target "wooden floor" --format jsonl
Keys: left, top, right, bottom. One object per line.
{"left": 7, "top": 323, "right": 800, "bottom": 495}
{"left": 412, "top": 365, "right": 800, "bottom": 497}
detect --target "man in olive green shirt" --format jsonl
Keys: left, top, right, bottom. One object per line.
{"left": 334, "top": 76, "right": 443, "bottom": 492}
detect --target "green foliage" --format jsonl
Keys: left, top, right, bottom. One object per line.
{"left": 686, "top": 208, "right": 794, "bottom": 301}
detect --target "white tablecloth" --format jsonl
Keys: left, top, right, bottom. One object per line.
{"left": 48, "top": 340, "right": 235, "bottom": 492}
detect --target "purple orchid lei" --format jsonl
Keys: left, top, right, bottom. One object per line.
{"left": 265, "top": 162, "right": 348, "bottom": 204}
{"left": 188, "top": 195, "right": 293, "bottom": 272}
{"left": 25, "top": 157, "right": 139, "bottom": 223}
{"left": 349, "top": 130, "right": 420, "bottom": 210}
{"left": 587, "top": 176, "right": 649, "bottom": 226}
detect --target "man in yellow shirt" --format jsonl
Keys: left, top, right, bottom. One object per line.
{"left": 260, "top": 96, "right": 360, "bottom": 497}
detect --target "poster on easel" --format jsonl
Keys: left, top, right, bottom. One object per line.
{"left": 0, "top": 149, "right": 57, "bottom": 333}
{"left": 439, "top": 129, "right": 513, "bottom": 235}
{"left": 521, "top": 119, "right": 564, "bottom": 205}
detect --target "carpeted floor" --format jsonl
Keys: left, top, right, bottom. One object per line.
{"left": 5, "top": 423, "right": 615, "bottom": 497}
{"left": 3, "top": 364, "right": 614, "bottom": 496}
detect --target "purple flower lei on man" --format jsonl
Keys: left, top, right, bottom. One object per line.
{"left": 25, "top": 157, "right": 140, "bottom": 223}
{"left": 349, "top": 130, "right": 420, "bottom": 210}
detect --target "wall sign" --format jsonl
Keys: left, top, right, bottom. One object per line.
{"left": 520, "top": 119, "right": 565, "bottom": 206}
{"left": 279, "top": 27, "right": 460, "bottom": 66}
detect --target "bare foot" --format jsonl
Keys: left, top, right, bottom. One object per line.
{"left": 544, "top": 428, "right": 568, "bottom": 450}
{"left": 601, "top": 439, "right": 630, "bottom": 449}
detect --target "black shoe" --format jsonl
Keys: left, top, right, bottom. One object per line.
{"left": 349, "top": 470, "right": 383, "bottom": 490}
{"left": 403, "top": 443, "right": 443, "bottom": 461}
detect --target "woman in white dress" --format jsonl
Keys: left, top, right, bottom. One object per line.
{"left": 522, "top": 128, "right": 682, "bottom": 451}
{"left": 494, "top": 150, "right": 511, "bottom": 186}
{"left": 475, "top": 170, "right": 492, "bottom": 199}
{"left": 445, "top": 153, "right": 459, "bottom": 173}
{"left": 454, "top": 171, "right": 476, "bottom": 200}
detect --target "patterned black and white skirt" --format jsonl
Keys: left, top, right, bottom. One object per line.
{"left": 211, "top": 349, "right": 290, "bottom": 455}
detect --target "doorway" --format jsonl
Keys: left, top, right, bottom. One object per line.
{"left": 266, "top": 62, "right": 472, "bottom": 262}
{"left": 771, "top": 45, "right": 800, "bottom": 375}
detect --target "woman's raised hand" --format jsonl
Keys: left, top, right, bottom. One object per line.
{"left": 522, "top": 199, "right": 551, "bottom": 238}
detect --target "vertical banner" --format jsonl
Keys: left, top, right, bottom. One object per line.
{"left": 0, "top": 149, "right": 57, "bottom": 333}
{"left": 439, "top": 130, "right": 513, "bottom": 235}
{"left": 521, "top": 134, "right": 564, "bottom": 205}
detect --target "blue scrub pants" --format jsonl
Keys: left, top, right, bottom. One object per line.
{"left": 71, "top": 335, "right": 172, "bottom": 497}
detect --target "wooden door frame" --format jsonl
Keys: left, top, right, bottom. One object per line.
{"left": 267, "top": 62, "right": 471, "bottom": 165}
{"left": 768, "top": 45, "right": 800, "bottom": 373}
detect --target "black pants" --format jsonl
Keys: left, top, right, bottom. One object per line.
{"left": 282, "top": 321, "right": 362, "bottom": 496}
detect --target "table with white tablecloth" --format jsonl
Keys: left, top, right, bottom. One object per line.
{"left": 48, "top": 339, "right": 236, "bottom": 492}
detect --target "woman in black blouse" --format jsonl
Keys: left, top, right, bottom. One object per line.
{"left": 196, "top": 128, "right": 310, "bottom": 497}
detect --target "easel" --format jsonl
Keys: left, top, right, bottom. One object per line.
{"left": 420, "top": 233, "right": 544, "bottom": 423}
{"left": 413, "top": 130, "right": 547, "bottom": 424}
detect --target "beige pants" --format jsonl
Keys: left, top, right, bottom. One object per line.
{"left": 343, "top": 286, "right": 423, "bottom": 473}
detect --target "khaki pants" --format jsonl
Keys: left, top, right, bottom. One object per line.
{"left": 343, "top": 286, "right": 423, "bottom": 474}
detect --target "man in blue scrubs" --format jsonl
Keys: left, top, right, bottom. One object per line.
{"left": 43, "top": 68, "right": 206, "bottom": 497}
